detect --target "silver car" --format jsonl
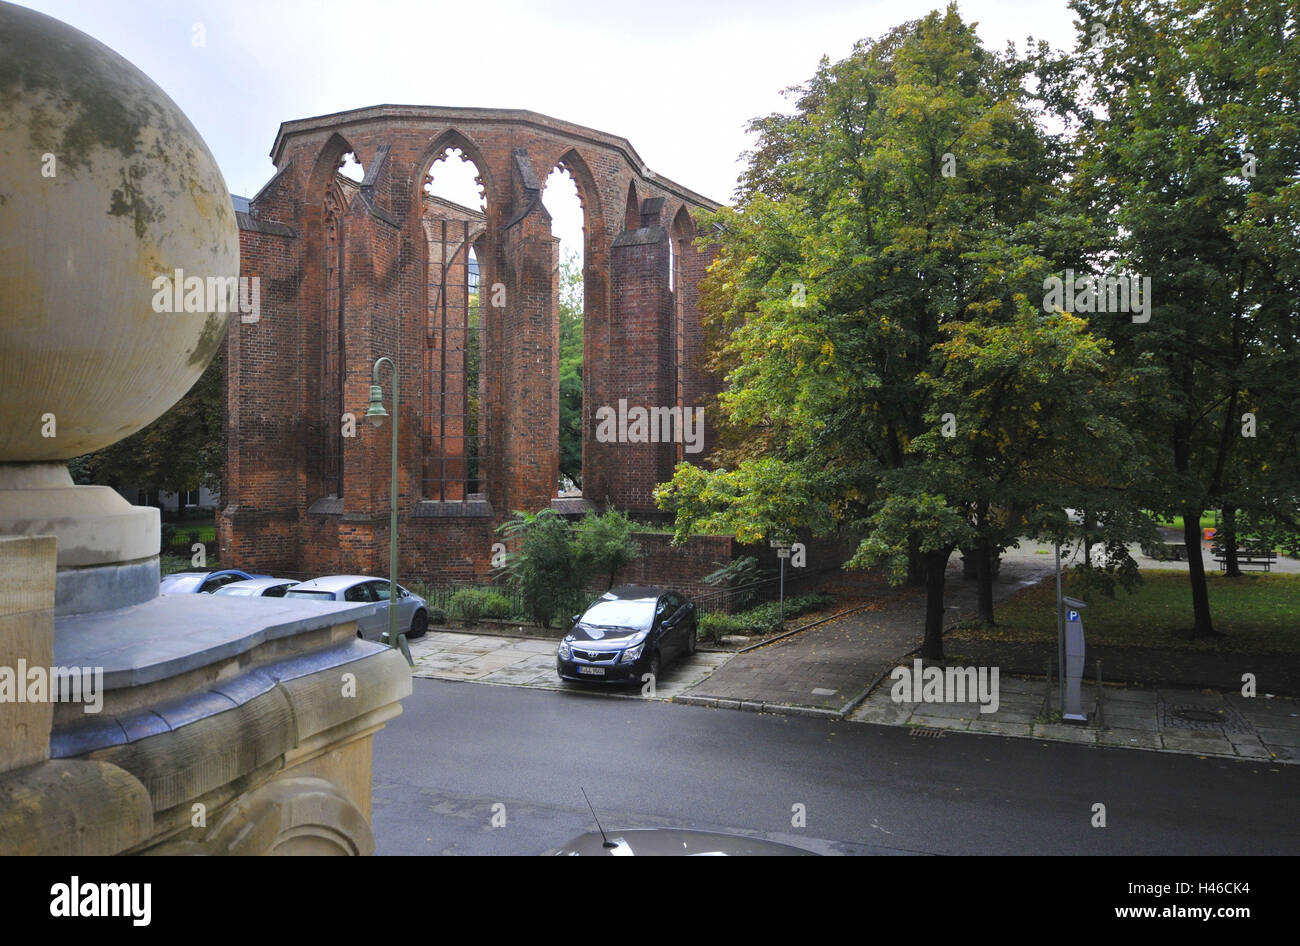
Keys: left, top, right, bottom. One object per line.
{"left": 283, "top": 575, "right": 429, "bottom": 640}
{"left": 212, "top": 577, "right": 297, "bottom": 598}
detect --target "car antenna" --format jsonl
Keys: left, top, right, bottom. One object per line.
{"left": 581, "top": 786, "right": 616, "bottom": 849}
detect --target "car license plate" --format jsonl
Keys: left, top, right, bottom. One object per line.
{"left": 578, "top": 666, "right": 605, "bottom": 676}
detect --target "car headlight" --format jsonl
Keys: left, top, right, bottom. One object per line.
{"left": 558, "top": 641, "right": 572, "bottom": 660}
{"left": 620, "top": 643, "right": 645, "bottom": 663}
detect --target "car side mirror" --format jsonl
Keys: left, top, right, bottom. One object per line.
{"left": 570, "top": 614, "right": 582, "bottom": 625}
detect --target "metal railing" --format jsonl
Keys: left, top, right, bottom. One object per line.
{"left": 692, "top": 570, "right": 823, "bottom": 617}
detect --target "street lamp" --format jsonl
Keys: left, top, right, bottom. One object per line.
{"left": 365, "top": 356, "right": 413, "bottom": 667}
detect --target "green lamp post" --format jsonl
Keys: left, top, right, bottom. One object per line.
{"left": 365, "top": 356, "right": 413, "bottom": 667}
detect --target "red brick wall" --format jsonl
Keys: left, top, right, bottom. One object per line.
{"left": 222, "top": 106, "right": 721, "bottom": 580}
{"left": 608, "top": 533, "right": 734, "bottom": 599}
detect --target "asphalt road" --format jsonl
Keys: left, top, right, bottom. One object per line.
{"left": 371, "top": 678, "right": 1300, "bottom": 856}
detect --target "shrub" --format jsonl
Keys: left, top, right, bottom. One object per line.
{"left": 159, "top": 522, "right": 177, "bottom": 554}
{"left": 572, "top": 507, "right": 640, "bottom": 590}
{"left": 448, "top": 588, "right": 486, "bottom": 627}
{"left": 447, "top": 588, "right": 519, "bottom": 626}
{"left": 480, "top": 591, "right": 514, "bottom": 619}
{"left": 698, "top": 611, "right": 744, "bottom": 642}
{"left": 159, "top": 553, "right": 189, "bottom": 576}
{"left": 714, "top": 592, "right": 836, "bottom": 637}
{"left": 496, "top": 509, "right": 582, "bottom": 627}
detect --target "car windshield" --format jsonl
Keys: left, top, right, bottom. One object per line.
{"left": 214, "top": 585, "right": 258, "bottom": 596}
{"left": 161, "top": 575, "right": 203, "bottom": 593}
{"left": 580, "top": 598, "right": 655, "bottom": 630}
{"left": 284, "top": 589, "right": 333, "bottom": 599}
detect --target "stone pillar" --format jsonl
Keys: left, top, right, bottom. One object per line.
{"left": 0, "top": 534, "right": 55, "bottom": 772}
{"left": 605, "top": 198, "right": 675, "bottom": 513}
{"left": 500, "top": 149, "right": 560, "bottom": 515}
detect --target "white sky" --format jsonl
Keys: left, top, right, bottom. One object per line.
{"left": 16, "top": 0, "right": 1083, "bottom": 259}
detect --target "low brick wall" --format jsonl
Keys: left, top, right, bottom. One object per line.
{"left": 607, "top": 532, "right": 735, "bottom": 599}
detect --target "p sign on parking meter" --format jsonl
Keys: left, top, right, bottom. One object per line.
{"left": 1062, "top": 596, "right": 1088, "bottom": 722}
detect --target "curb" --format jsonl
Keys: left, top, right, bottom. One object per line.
{"left": 673, "top": 693, "right": 842, "bottom": 719}
{"left": 737, "top": 604, "right": 876, "bottom": 654}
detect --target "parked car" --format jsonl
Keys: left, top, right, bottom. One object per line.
{"left": 160, "top": 569, "right": 267, "bottom": 595}
{"left": 282, "top": 575, "right": 429, "bottom": 640}
{"left": 549, "top": 828, "right": 816, "bottom": 856}
{"left": 212, "top": 577, "right": 297, "bottom": 598}
{"left": 556, "top": 585, "right": 697, "bottom": 685}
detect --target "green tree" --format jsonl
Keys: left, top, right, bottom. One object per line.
{"left": 558, "top": 250, "right": 584, "bottom": 490}
{"left": 496, "top": 509, "right": 579, "bottom": 627}
{"left": 1068, "top": 0, "right": 1300, "bottom": 634}
{"left": 917, "top": 304, "right": 1150, "bottom": 623}
{"left": 76, "top": 349, "right": 224, "bottom": 509}
{"left": 572, "top": 507, "right": 640, "bottom": 590}
{"left": 659, "top": 7, "right": 1100, "bottom": 658}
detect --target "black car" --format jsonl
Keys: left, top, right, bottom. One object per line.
{"left": 556, "top": 585, "right": 697, "bottom": 685}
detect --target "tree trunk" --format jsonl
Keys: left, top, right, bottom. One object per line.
{"left": 907, "top": 535, "right": 927, "bottom": 588}
{"left": 1182, "top": 507, "right": 1217, "bottom": 636}
{"left": 1083, "top": 509, "right": 1092, "bottom": 568}
{"left": 920, "top": 548, "right": 951, "bottom": 660}
{"left": 975, "top": 537, "right": 995, "bottom": 626}
{"left": 1222, "top": 505, "right": 1241, "bottom": 578}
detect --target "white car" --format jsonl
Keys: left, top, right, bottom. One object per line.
{"left": 212, "top": 577, "right": 297, "bottom": 598}
{"left": 283, "top": 575, "right": 429, "bottom": 640}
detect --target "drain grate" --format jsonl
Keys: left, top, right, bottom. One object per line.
{"left": 1158, "top": 701, "right": 1253, "bottom": 734}
{"left": 909, "top": 727, "right": 946, "bottom": 739}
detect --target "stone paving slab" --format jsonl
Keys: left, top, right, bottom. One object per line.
{"left": 847, "top": 674, "right": 1300, "bottom": 763}
{"left": 408, "top": 630, "right": 730, "bottom": 702}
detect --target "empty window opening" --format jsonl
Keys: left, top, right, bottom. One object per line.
{"left": 543, "top": 163, "right": 585, "bottom": 495}
{"left": 423, "top": 146, "right": 488, "bottom": 502}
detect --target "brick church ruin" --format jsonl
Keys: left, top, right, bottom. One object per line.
{"left": 218, "top": 106, "right": 720, "bottom": 581}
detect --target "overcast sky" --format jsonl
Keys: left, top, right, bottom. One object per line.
{"left": 17, "top": 1, "right": 1083, "bottom": 255}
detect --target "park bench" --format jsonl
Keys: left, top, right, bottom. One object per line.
{"left": 1211, "top": 545, "right": 1278, "bottom": 572}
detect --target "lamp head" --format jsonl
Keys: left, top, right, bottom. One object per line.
{"left": 365, "top": 384, "right": 388, "bottom": 428}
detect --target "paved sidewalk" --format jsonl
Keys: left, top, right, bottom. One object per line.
{"left": 851, "top": 673, "right": 1300, "bottom": 763}
{"left": 677, "top": 551, "right": 1057, "bottom": 714}
{"left": 408, "top": 630, "right": 731, "bottom": 702}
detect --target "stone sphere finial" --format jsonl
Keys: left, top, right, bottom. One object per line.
{"left": 0, "top": 1, "right": 239, "bottom": 461}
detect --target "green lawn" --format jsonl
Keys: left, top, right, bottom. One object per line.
{"left": 1157, "top": 513, "right": 1219, "bottom": 532}
{"left": 952, "top": 569, "right": 1300, "bottom": 654}
{"left": 168, "top": 519, "right": 215, "bottom": 543}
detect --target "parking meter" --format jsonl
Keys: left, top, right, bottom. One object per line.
{"left": 1063, "top": 596, "right": 1087, "bottom": 722}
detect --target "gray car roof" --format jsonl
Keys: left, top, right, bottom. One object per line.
{"left": 288, "top": 575, "right": 385, "bottom": 592}
{"left": 215, "top": 577, "right": 294, "bottom": 591}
